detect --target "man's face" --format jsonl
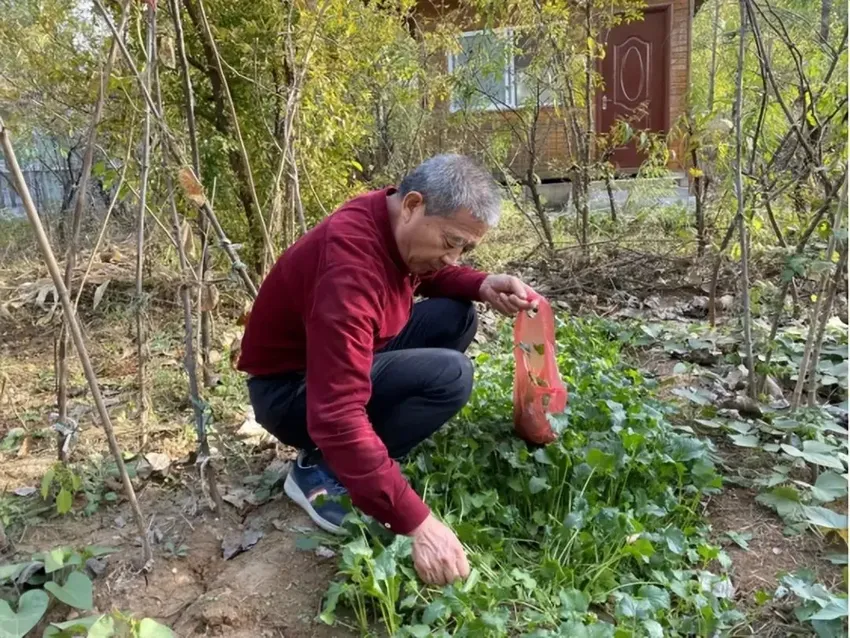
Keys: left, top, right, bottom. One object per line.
{"left": 396, "top": 192, "right": 489, "bottom": 275}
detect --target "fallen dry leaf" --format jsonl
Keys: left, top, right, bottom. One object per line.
{"left": 177, "top": 167, "right": 206, "bottom": 208}
{"left": 201, "top": 283, "right": 220, "bottom": 312}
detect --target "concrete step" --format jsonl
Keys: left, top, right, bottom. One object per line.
{"left": 530, "top": 171, "right": 694, "bottom": 216}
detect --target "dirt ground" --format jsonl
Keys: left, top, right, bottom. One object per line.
{"left": 18, "top": 487, "right": 353, "bottom": 638}
{"left": 0, "top": 257, "right": 846, "bottom": 637}
{"left": 0, "top": 301, "right": 359, "bottom": 638}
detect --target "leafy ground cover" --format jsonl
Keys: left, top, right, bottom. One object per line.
{"left": 319, "top": 317, "right": 755, "bottom": 636}
{"left": 0, "top": 281, "right": 846, "bottom": 637}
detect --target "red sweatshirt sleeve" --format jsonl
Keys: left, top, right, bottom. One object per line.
{"left": 305, "top": 265, "right": 430, "bottom": 534}
{"left": 415, "top": 265, "right": 488, "bottom": 300}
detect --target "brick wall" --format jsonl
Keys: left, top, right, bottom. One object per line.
{"left": 415, "top": 0, "right": 692, "bottom": 178}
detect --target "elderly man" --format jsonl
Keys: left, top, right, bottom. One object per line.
{"left": 238, "top": 154, "right": 535, "bottom": 585}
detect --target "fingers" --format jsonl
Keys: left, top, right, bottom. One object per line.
{"left": 411, "top": 516, "right": 470, "bottom": 586}
{"left": 494, "top": 292, "right": 534, "bottom": 316}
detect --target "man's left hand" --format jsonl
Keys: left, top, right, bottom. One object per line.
{"left": 479, "top": 274, "right": 537, "bottom": 316}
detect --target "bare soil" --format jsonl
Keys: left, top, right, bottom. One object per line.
{"left": 1, "top": 252, "right": 846, "bottom": 638}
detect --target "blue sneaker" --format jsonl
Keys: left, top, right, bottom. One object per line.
{"left": 284, "top": 452, "right": 349, "bottom": 534}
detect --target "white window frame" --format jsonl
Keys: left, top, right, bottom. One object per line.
{"left": 448, "top": 27, "right": 516, "bottom": 113}
{"left": 448, "top": 27, "right": 556, "bottom": 113}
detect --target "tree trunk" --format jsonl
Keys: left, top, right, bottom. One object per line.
{"left": 820, "top": 0, "right": 832, "bottom": 44}
{"left": 183, "top": 0, "right": 274, "bottom": 277}
{"left": 734, "top": 1, "right": 756, "bottom": 397}
{"left": 708, "top": 0, "right": 721, "bottom": 111}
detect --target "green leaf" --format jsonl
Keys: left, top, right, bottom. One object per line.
{"left": 510, "top": 567, "right": 537, "bottom": 590}
{"left": 672, "top": 362, "right": 688, "bottom": 375}
{"left": 812, "top": 471, "right": 848, "bottom": 503}
{"left": 671, "top": 387, "right": 712, "bottom": 406}
{"left": 560, "top": 621, "right": 590, "bottom": 638}
{"left": 372, "top": 550, "right": 396, "bottom": 583}
{"left": 586, "top": 448, "right": 616, "bottom": 472}
{"left": 0, "top": 589, "right": 48, "bottom": 638}
{"left": 460, "top": 567, "right": 480, "bottom": 593}
{"left": 56, "top": 488, "right": 73, "bottom": 515}
{"left": 137, "top": 618, "right": 176, "bottom": 638}
{"left": 615, "top": 592, "right": 651, "bottom": 619}
{"left": 643, "top": 619, "right": 664, "bottom": 638}
{"left": 532, "top": 448, "right": 552, "bottom": 465}
{"left": 41, "top": 469, "right": 55, "bottom": 500}
{"left": 782, "top": 443, "right": 845, "bottom": 470}
{"left": 725, "top": 530, "right": 752, "bottom": 550}
{"left": 44, "top": 571, "right": 94, "bottom": 610}
{"left": 407, "top": 625, "right": 431, "bottom": 638}
{"left": 802, "top": 506, "right": 848, "bottom": 530}
{"left": 604, "top": 400, "right": 626, "bottom": 427}
{"left": 319, "top": 581, "right": 344, "bottom": 625}
{"left": 626, "top": 538, "right": 655, "bottom": 563}
{"left": 85, "top": 614, "right": 115, "bottom": 638}
{"left": 529, "top": 476, "right": 550, "bottom": 494}
{"left": 481, "top": 609, "right": 508, "bottom": 630}
{"left": 42, "top": 614, "right": 103, "bottom": 637}
{"left": 559, "top": 588, "right": 590, "bottom": 613}
{"left": 808, "top": 599, "right": 849, "bottom": 621}
{"left": 639, "top": 585, "right": 670, "bottom": 611}
{"left": 0, "top": 563, "right": 28, "bottom": 583}
{"left": 664, "top": 528, "right": 686, "bottom": 554}
{"left": 44, "top": 548, "right": 66, "bottom": 574}
{"left": 757, "top": 486, "right": 805, "bottom": 520}
{"left": 824, "top": 553, "right": 848, "bottom": 565}
{"left": 729, "top": 434, "right": 760, "bottom": 448}
{"left": 423, "top": 599, "right": 448, "bottom": 625}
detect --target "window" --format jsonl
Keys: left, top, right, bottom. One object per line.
{"left": 448, "top": 28, "right": 555, "bottom": 112}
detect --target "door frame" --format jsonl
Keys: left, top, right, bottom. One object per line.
{"left": 595, "top": 2, "right": 673, "bottom": 168}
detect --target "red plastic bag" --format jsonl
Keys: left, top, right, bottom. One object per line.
{"left": 513, "top": 294, "right": 568, "bottom": 445}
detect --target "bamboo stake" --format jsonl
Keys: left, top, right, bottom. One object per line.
{"left": 57, "top": 0, "right": 131, "bottom": 462}
{"left": 92, "top": 0, "right": 258, "bottom": 299}
{"left": 73, "top": 123, "right": 136, "bottom": 313}
{"left": 135, "top": 2, "right": 156, "bottom": 449}
{"left": 155, "top": 45, "right": 223, "bottom": 514}
{"left": 734, "top": 1, "right": 756, "bottom": 398}
{"left": 806, "top": 242, "right": 848, "bottom": 407}
{"left": 1, "top": 117, "right": 152, "bottom": 566}
{"left": 791, "top": 213, "right": 839, "bottom": 410}
{"left": 168, "top": 0, "right": 214, "bottom": 387}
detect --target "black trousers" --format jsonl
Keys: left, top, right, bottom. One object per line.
{"left": 247, "top": 298, "right": 478, "bottom": 460}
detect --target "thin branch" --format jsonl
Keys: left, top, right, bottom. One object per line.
{"left": 806, "top": 239, "right": 847, "bottom": 407}
{"left": 92, "top": 0, "right": 258, "bottom": 299}
{"left": 734, "top": 1, "right": 756, "bottom": 397}
{"left": 56, "top": 0, "right": 131, "bottom": 462}
{"left": 192, "top": 0, "right": 275, "bottom": 270}
{"left": 1, "top": 116, "right": 152, "bottom": 567}
{"left": 134, "top": 2, "right": 156, "bottom": 449}
{"left": 73, "top": 121, "right": 136, "bottom": 313}
{"left": 155, "top": 48, "right": 223, "bottom": 514}
{"left": 167, "top": 0, "right": 214, "bottom": 386}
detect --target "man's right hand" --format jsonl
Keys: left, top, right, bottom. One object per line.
{"left": 408, "top": 513, "right": 470, "bottom": 585}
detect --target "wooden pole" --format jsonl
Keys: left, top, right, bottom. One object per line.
{"left": 0, "top": 117, "right": 152, "bottom": 565}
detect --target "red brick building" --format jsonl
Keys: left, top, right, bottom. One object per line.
{"left": 414, "top": 0, "right": 693, "bottom": 177}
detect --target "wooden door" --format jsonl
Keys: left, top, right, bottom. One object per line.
{"left": 598, "top": 6, "right": 670, "bottom": 171}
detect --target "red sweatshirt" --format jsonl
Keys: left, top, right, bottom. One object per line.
{"left": 237, "top": 188, "right": 487, "bottom": 533}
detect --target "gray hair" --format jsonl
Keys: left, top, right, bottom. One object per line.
{"left": 398, "top": 154, "right": 502, "bottom": 226}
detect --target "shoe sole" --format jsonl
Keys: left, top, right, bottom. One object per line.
{"left": 284, "top": 471, "right": 344, "bottom": 535}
